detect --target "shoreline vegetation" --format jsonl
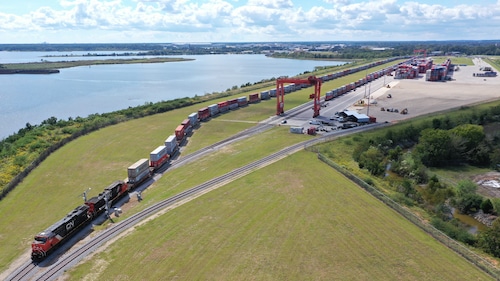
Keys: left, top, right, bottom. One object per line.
{"left": 0, "top": 57, "right": 193, "bottom": 74}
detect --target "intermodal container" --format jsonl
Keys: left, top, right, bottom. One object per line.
{"left": 198, "top": 107, "right": 210, "bottom": 121}
{"left": 127, "top": 159, "right": 150, "bottom": 184}
{"left": 175, "top": 125, "right": 185, "bottom": 141}
{"left": 188, "top": 112, "right": 199, "bottom": 127}
{"left": 249, "top": 93, "right": 260, "bottom": 103}
{"left": 237, "top": 96, "right": 248, "bottom": 106}
{"left": 165, "top": 135, "right": 178, "bottom": 155}
{"left": 228, "top": 98, "right": 239, "bottom": 110}
{"left": 150, "top": 145, "right": 169, "bottom": 169}
{"left": 181, "top": 118, "right": 192, "bottom": 134}
{"left": 208, "top": 104, "right": 219, "bottom": 116}
{"left": 325, "top": 91, "right": 334, "bottom": 101}
{"left": 218, "top": 101, "right": 229, "bottom": 112}
{"left": 261, "top": 91, "right": 270, "bottom": 100}
{"left": 290, "top": 127, "right": 303, "bottom": 134}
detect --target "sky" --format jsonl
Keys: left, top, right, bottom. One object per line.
{"left": 0, "top": 0, "right": 499, "bottom": 43}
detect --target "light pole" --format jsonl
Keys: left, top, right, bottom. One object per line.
{"left": 367, "top": 81, "right": 371, "bottom": 116}
{"left": 80, "top": 188, "right": 91, "bottom": 202}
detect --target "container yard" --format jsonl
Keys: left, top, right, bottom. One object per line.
{"left": 357, "top": 57, "right": 500, "bottom": 123}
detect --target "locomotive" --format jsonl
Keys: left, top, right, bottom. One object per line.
{"left": 30, "top": 58, "right": 404, "bottom": 261}
{"left": 31, "top": 181, "right": 129, "bottom": 261}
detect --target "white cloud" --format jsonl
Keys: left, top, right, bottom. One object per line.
{"left": 0, "top": 0, "right": 499, "bottom": 42}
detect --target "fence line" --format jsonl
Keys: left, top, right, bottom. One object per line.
{"left": 314, "top": 152, "right": 500, "bottom": 279}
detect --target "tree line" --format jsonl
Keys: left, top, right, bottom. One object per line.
{"left": 347, "top": 104, "right": 500, "bottom": 257}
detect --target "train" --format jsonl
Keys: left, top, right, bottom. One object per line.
{"left": 30, "top": 57, "right": 406, "bottom": 261}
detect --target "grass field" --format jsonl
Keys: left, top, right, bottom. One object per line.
{"left": 65, "top": 152, "right": 493, "bottom": 280}
{"left": 433, "top": 56, "right": 474, "bottom": 66}
{"left": 2, "top": 58, "right": 477, "bottom": 278}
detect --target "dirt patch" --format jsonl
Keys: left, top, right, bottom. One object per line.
{"left": 473, "top": 171, "right": 500, "bottom": 198}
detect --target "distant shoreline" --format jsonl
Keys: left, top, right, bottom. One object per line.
{"left": 0, "top": 69, "right": 60, "bottom": 74}
{"left": 0, "top": 57, "right": 193, "bottom": 74}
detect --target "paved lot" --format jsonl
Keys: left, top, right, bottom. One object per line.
{"left": 356, "top": 58, "right": 500, "bottom": 123}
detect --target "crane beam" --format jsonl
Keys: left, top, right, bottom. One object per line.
{"left": 276, "top": 76, "right": 322, "bottom": 117}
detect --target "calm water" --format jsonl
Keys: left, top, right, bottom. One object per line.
{"left": 0, "top": 52, "right": 345, "bottom": 139}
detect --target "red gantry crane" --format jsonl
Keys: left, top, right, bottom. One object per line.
{"left": 276, "top": 76, "right": 322, "bottom": 117}
{"left": 413, "top": 49, "right": 427, "bottom": 58}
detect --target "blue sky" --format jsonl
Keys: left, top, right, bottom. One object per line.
{"left": 0, "top": 0, "right": 499, "bottom": 43}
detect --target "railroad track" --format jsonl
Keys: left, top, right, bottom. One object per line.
{"left": 166, "top": 100, "right": 312, "bottom": 170}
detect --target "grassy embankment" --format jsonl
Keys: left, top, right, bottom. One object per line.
{"left": 0, "top": 57, "right": 193, "bottom": 71}
{"left": 0, "top": 59, "right": 436, "bottom": 274}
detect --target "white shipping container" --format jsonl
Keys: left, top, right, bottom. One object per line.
{"left": 165, "top": 135, "right": 178, "bottom": 155}
{"left": 290, "top": 127, "right": 304, "bottom": 134}
{"left": 188, "top": 112, "right": 199, "bottom": 126}
{"left": 128, "top": 158, "right": 149, "bottom": 179}
{"left": 150, "top": 145, "right": 168, "bottom": 161}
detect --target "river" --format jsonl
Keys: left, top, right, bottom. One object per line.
{"left": 0, "top": 52, "right": 346, "bottom": 139}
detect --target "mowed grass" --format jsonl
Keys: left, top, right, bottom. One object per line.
{"left": 66, "top": 152, "right": 493, "bottom": 280}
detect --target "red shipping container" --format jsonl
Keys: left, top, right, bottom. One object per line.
{"left": 175, "top": 125, "right": 185, "bottom": 141}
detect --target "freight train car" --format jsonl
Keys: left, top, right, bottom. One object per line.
{"left": 175, "top": 125, "right": 186, "bottom": 142}
{"left": 198, "top": 107, "right": 210, "bottom": 121}
{"left": 181, "top": 119, "right": 192, "bottom": 134}
{"left": 237, "top": 96, "right": 248, "bottom": 107}
{"left": 208, "top": 104, "right": 219, "bottom": 116}
{"left": 228, "top": 98, "right": 239, "bottom": 110}
{"left": 325, "top": 91, "right": 334, "bottom": 101}
{"left": 127, "top": 159, "right": 150, "bottom": 186}
{"left": 248, "top": 93, "right": 260, "bottom": 103}
{"left": 188, "top": 112, "right": 199, "bottom": 127}
{"left": 164, "top": 135, "right": 178, "bottom": 156}
{"left": 218, "top": 101, "right": 229, "bottom": 113}
{"left": 150, "top": 145, "right": 169, "bottom": 170}
{"left": 261, "top": 90, "right": 270, "bottom": 100}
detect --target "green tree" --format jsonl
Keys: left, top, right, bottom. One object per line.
{"left": 449, "top": 124, "right": 489, "bottom": 164}
{"left": 481, "top": 198, "right": 494, "bottom": 213}
{"left": 453, "top": 180, "right": 483, "bottom": 214}
{"left": 456, "top": 180, "right": 477, "bottom": 196}
{"left": 421, "top": 175, "right": 454, "bottom": 205}
{"left": 415, "top": 129, "right": 452, "bottom": 166}
{"left": 455, "top": 194, "right": 483, "bottom": 214}
{"left": 358, "top": 146, "right": 385, "bottom": 176}
{"left": 478, "top": 219, "right": 500, "bottom": 258}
